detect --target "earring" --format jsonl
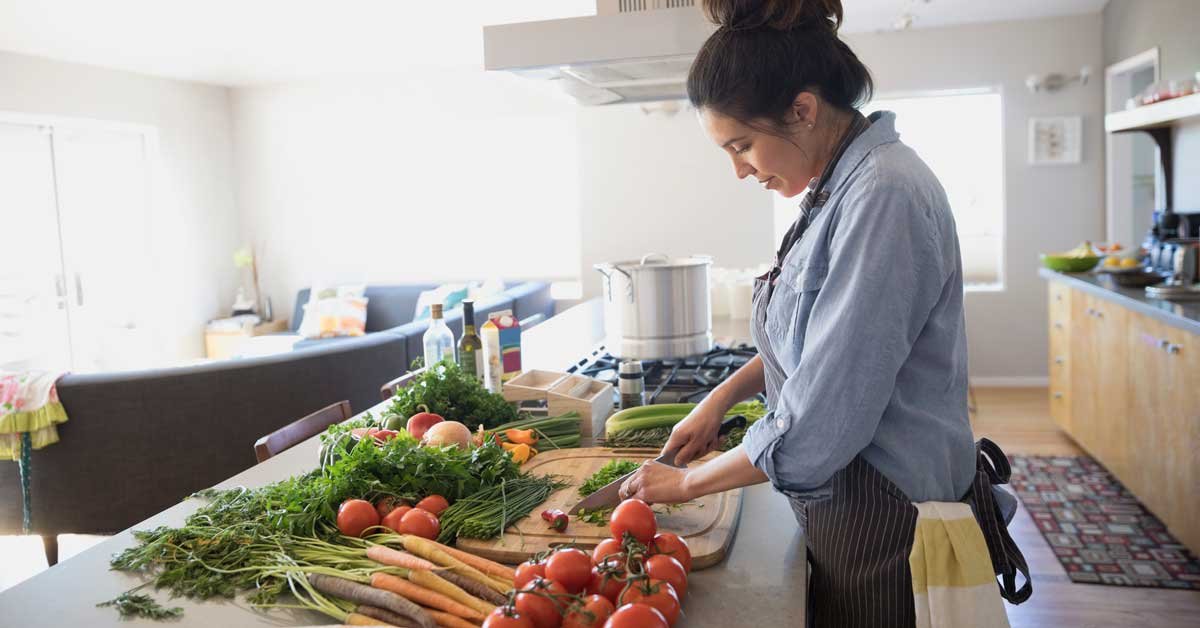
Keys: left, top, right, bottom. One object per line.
{"left": 807, "top": 123, "right": 814, "bottom": 130}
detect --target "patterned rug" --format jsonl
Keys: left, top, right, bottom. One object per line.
{"left": 1009, "top": 455, "right": 1200, "bottom": 590}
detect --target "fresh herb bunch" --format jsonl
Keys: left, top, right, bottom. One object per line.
{"left": 578, "top": 460, "right": 640, "bottom": 497}
{"left": 385, "top": 360, "right": 519, "bottom": 430}
{"left": 97, "top": 592, "right": 183, "bottom": 620}
{"left": 437, "top": 475, "right": 570, "bottom": 542}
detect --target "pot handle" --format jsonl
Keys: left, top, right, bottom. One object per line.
{"left": 594, "top": 263, "right": 634, "bottom": 303}
{"left": 640, "top": 252, "right": 669, "bottom": 266}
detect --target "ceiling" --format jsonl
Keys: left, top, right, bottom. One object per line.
{"left": 0, "top": 0, "right": 1109, "bottom": 87}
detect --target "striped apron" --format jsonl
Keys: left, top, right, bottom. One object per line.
{"left": 750, "top": 117, "right": 1031, "bottom": 628}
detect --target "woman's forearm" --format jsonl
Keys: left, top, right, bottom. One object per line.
{"left": 683, "top": 444, "right": 768, "bottom": 498}
{"left": 704, "top": 353, "right": 766, "bottom": 413}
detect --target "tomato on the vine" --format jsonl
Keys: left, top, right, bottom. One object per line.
{"left": 650, "top": 533, "right": 692, "bottom": 573}
{"left": 604, "top": 603, "right": 669, "bottom": 628}
{"left": 514, "top": 559, "right": 547, "bottom": 590}
{"left": 645, "top": 554, "right": 688, "bottom": 599}
{"left": 515, "top": 577, "right": 568, "bottom": 628}
{"left": 617, "top": 579, "right": 680, "bottom": 626}
{"left": 562, "top": 594, "right": 615, "bottom": 628}
{"left": 545, "top": 548, "right": 593, "bottom": 594}
{"left": 592, "top": 538, "right": 623, "bottom": 564}
{"left": 610, "top": 499, "right": 656, "bottom": 545}
{"left": 484, "top": 605, "right": 535, "bottom": 628}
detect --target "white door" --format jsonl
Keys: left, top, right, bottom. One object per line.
{"left": 50, "top": 126, "right": 155, "bottom": 372}
{"left": 0, "top": 122, "right": 73, "bottom": 371}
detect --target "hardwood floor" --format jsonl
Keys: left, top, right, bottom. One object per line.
{"left": 972, "top": 387, "right": 1200, "bottom": 628}
{"left": 3, "top": 387, "right": 1198, "bottom": 626}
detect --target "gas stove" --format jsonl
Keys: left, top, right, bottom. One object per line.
{"left": 565, "top": 343, "right": 761, "bottom": 405}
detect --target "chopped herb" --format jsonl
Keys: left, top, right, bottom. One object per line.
{"left": 97, "top": 592, "right": 183, "bottom": 620}
{"left": 578, "top": 460, "right": 641, "bottom": 497}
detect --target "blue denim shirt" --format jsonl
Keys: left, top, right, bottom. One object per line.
{"left": 743, "top": 111, "right": 976, "bottom": 504}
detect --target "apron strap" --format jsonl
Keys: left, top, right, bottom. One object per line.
{"left": 970, "top": 438, "right": 1033, "bottom": 604}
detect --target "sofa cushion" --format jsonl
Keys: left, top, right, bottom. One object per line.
{"left": 293, "top": 284, "right": 440, "bottom": 334}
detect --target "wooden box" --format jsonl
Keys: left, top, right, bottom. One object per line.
{"left": 547, "top": 375, "right": 614, "bottom": 438}
{"left": 501, "top": 370, "right": 569, "bottom": 403}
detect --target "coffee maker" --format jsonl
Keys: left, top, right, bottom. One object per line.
{"left": 1145, "top": 210, "right": 1200, "bottom": 300}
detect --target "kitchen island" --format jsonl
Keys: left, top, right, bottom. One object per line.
{"left": 0, "top": 300, "right": 807, "bottom": 627}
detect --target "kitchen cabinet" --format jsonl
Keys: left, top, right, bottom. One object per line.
{"left": 1047, "top": 277, "right": 1200, "bottom": 554}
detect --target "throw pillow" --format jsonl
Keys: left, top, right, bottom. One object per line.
{"left": 413, "top": 283, "right": 471, "bottom": 321}
{"left": 298, "top": 284, "right": 369, "bottom": 338}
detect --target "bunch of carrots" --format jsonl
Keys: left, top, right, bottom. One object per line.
{"left": 287, "top": 533, "right": 517, "bottom": 628}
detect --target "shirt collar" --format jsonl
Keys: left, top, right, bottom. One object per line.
{"left": 822, "top": 110, "right": 900, "bottom": 193}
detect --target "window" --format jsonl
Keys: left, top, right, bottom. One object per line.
{"left": 773, "top": 90, "right": 1006, "bottom": 289}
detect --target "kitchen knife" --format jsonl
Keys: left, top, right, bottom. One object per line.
{"left": 568, "top": 414, "right": 748, "bottom": 515}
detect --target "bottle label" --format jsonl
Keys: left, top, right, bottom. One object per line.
{"left": 459, "top": 350, "right": 479, "bottom": 380}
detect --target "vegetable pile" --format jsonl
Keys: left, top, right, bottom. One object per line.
{"left": 603, "top": 401, "right": 767, "bottom": 450}
{"left": 104, "top": 417, "right": 568, "bottom": 621}
{"left": 485, "top": 498, "right": 693, "bottom": 628}
{"left": 386, "top": 360, "right": 521, "bottom": 430}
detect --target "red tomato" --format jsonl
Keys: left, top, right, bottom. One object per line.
{"left": 610, "top": 499, "right": 656, "bottom": 545}
{"left": 397, "top": 508, "right": 439, "bottom": 539}
{"left": 562, "top": 594, "right": 615, "bottom": 628}
{"left": 591, "top": 538, "right": 623, "bottom": 564}
{"left": 603, "top": 603, "right": 668, "bottom": 628}
{"left": 618, "top": 580, "right": 679, "bottom": 626}
{"left": 545, "top": 548, "right": 593, "bottom": 594}
{"left": 484, "top": 606, "right": 535, "bottom": 628}
{"left": 336, "top": 499, "right": 380, "bottom": 537}
{"left": 586, "top": 556, "right": 628, "bottom": 605}
{"left": 374, "top": 496, "right": 403, "bottom": 518}
{"left": 650, "top": 533, "right": 692, "bottom": 573}
{"left": 644, "top": 554, "right": 687, "bottom": 599}
{"left": 415, "top": 494, "right": 450, "bottom": 516}
{"left": 381, "top": 505, "right": 412, "bottom": 533}
{"left": 514, "top": 559, "right": 547, "bottom": 590}
{"left": 515, "top": 578, "right": 568, "bottom": 628}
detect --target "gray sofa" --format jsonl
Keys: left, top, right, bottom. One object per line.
{"left": 0, "top": 281, "right": 554, "bottom": 562}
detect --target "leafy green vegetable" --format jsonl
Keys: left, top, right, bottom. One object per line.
{"left": 385, "top": 360, "right": 519, "bottom": 430}
{"left": 97, "top": 592, "right": 183, "bottom": 620}
{"left": 438, "top": 475, "right": 570, "bottom": 542}
{"left": 578, "top": 459, "right": 640, "bottom": 497}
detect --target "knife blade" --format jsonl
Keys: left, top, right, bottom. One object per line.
{"left": 568, "top": 414, "right": 747, "bottom": 515}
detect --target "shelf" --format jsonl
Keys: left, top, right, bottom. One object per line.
{"left": 1105, "top": 92, "right": 1200, "bottom": 133}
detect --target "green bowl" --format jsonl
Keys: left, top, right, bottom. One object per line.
{"left": 1040, "top": 254, "right": 1102, "bottom": 273}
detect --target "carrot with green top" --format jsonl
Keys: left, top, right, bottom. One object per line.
{"left": 399, "top": 536, "right": 510, "bottom": 595}
{"left": 370, "top": 572, "right": 485, "bottom": 622}
{"left": 422, "top": 607, "right": 483, "bottom": 628}
{"left": 367, "top": 544, "right": 439, "bottom": 571}
{"left": 434, "top": 543, "right": 516, "bottom": 583}
{"left": 307, "top": 573, "right": 436, "bottom": 628}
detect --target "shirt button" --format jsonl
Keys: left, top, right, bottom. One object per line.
{"left": 776, "top": 419, "right": 785, "bottom": 429}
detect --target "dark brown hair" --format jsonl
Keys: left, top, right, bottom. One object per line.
{"left": 688, "top": 0, "right": 873, "bottom": 130}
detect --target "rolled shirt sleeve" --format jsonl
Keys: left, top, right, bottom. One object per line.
{"left": 743, "top": 172, "right": 952, "bottom": 496}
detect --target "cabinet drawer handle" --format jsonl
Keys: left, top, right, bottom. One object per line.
{"left": 1054, "top": 322, "right": 1064, "bottom": 329}
{"left": 1159, "top": 339, "right": 1171, "bottom": 349}
{"left": 1052, "top": 392, "right": 1064, "bottom": 399}
{"left": 1054, "top": 356, "right": 1065, "bottom": 364}
{"left": 1167, "top": 344, "right": 1182, "bottom": 355}
{"left": 1055, "top": 294, "right": 1063, "bottom": 302}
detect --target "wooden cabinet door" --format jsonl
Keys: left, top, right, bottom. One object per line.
{"left": 1069, "top": 292, "right": 1098, "bottom": 451}
{"left": 1090, "top": 296, "right": 1129, "bottom": 482}
{"left": 1127, "top": 313, "right": 1171, "bottom": 521}
{"left": 1047, "top": 283, "right": 1072, "bottom": 430}
{"left": 1160, "top": 323, "right": 1200, "bottom": 553}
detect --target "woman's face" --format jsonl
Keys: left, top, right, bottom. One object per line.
{"left": 699, "top": 107, "right": 821, "bottom": 199}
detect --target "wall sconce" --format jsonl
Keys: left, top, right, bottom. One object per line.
{"left": 1026, "top": 67, "right": 1091, "bottom": 93}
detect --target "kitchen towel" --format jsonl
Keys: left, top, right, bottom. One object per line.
{"left": 909, "top": 500, "right": 1011, "bottom": 628}
{"left": 1, "top": 370, "right": 69, "bottom": 533}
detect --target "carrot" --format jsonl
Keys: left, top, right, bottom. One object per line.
{"left": 356, "top": 604, "right": 421, "bottom": 628}
{"left": 400, "top": 536, "right": 510, "bottom": 595}
{"left": 435, "top": 543, "right": 516, "bottom": 583}
{"left": 422, "top": 608, "right": 483, "bottom": 628}
{"left": 370, "top": 572, "right": 485, "bottom": 622}
{"left": 345, "top": 612, "right": 396, "bottom": 626}
{"left": 308, "top": 573, "right": 436, "bottom": 628}
{"left": 408, "top": 569, "right": 495, "bottom": 616}
{"left": 435, "top": 571, "right": 506, "bottom": 606}
{"left": 368, "top": 544, "right": 439, "bottom": 571}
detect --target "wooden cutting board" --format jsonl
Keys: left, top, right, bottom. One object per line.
{"left": 455, "top": 447, "right": 744, "bottom": 569}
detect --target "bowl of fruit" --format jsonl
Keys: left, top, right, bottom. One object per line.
{"left": 1041, "top": 241, "right": 1103, "bottom": 273}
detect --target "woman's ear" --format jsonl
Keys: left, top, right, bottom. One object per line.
{"left": 788, "top": 91, "right": 819, "bottom": 128}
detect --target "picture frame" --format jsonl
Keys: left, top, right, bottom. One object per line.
{"left": 1028, "top": 116, "right": 1083, "bottom": 165}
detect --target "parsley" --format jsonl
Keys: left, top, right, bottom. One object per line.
{"left": 384, "top": 360, "right": 519, "bottom": 430}
{"left": 97, "top": 592, "right": 183, "bottom": 620}
{"left": 578, "top": 460, "right": 641, "bottom": 497}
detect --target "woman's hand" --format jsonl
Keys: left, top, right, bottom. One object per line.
{"left": 661, "top": 402, "right": 726, "bottom": 466}
{"left": 619, "top": 461, "right": 692, "bottom": 505}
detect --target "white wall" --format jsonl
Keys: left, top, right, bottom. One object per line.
{"left": 230, "top": 69, "right": 582, "bottom": 320}
{"left": 844, "top": 13, "right": 1107, "bottom": 380}
{"left": 0, "top": 50, "right": 239, "bottom": 365}
{"left": 575, "top": 105, "right": 775, "bottom": 299}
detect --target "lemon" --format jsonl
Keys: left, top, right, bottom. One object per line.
{"left": 1120, "top": 257, "right": 1139, "bottom": 269}
{"left": 1104, "top": 257, "right": 1121, "bottom": 268}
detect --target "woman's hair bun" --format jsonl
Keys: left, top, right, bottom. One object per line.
{"left": 701, "top": 0, "right": 843, "bottom": 32}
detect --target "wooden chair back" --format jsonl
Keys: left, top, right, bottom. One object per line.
{"left": 254, "top": 400, "right": 352, "bottom": 463}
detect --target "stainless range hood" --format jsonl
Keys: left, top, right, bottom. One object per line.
{"left": 482, "top": 1, "right": 713, "bottom": 105}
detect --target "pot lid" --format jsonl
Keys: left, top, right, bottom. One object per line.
{"left": 596, "top": 253, "right": 712, "bottom": 273}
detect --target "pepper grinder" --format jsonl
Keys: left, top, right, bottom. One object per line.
{"left": 618, "top": 360, "right": 646, "bottom": 409}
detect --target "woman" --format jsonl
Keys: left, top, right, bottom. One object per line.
{"left": 619, "top": 1, "right": 1028, "bottom": 626}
